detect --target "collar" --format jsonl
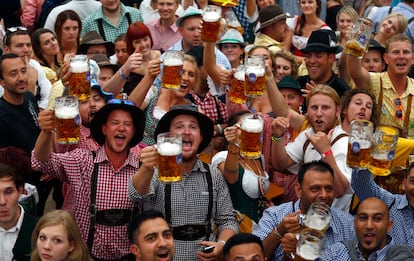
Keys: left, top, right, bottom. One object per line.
{"left": 355, "top": 235, "right": 394, "bottom": 260}
{"left": 188, "top": 159, "right": 209, "bottom": 175}
{"left": 396, "top": 195, "right": 410, "bottom": 210}
{"left": 256, "top": 33, "right": 283, "bottom": 46}
{"left": 80, "top": 125, "right": 92, "bottom": 138}
{"left": 382, "top": 72, "right": 414, "bottom": 96}
{"left": 97, "top": 2, "right": 129, "bottom": 19}
{"left": 154, "top": 18, "right": 179, "bottom": 32}
{"left": 94, "top": 146, "right": 140, "bottom": 169}
{"left": 0, "top": 205, "right": 25, "bottom": 233}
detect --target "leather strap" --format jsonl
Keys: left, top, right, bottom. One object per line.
{"left": 87, "top": 151, "right": 98, "bottom": 250}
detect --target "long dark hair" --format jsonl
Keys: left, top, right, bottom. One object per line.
{"left": 31, "top": 28, "right": 59, "bottom": 69}
{"left": 54, "top": 10, "right": 82, "bottom": 49}
{"left": 296, "top": 0, "right": 322, "bottom": 36}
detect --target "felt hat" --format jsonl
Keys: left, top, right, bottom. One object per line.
{"left": 301, "top": 29, "right": 342, "bottom": 54}
{"left": 255, "top": 5, "right": 286, "bottom": 33}
{"left": 217, "top": 29, "right": 246, "bottom": 47}
{"left": 92, "top": 54, "right": 120, "bottom": 72}
{"left": 90, "top": 79, "right": 114, "bottom": 102}
{"left": 176, "top": 6, "right": 203, "bottom": 27}
{"left": 277, "top": 75, "right": 301, "bottom": 92}
{"left": 78, "top": 31, "right": 115, "bottom": 56}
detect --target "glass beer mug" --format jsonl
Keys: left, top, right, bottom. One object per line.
{"left": 240, "top": 113, "right": 264, "bottom": 159}
{"left": 201, "top": 5, "right": 222, "bottom": 42}
{"left": 347, "top": 120, "right": 373, "bottom": 169}
{"left": 369, "top": 125, "right": 399, "bottom": 176}
{"left": 162, "top": 50, "right": 184, "bottom": 90}
{"left": 245, "top": 56, "right": 266, "bottom": 98}
{"left": 228, "top": 65, "right": 247, "bottom": 104}
{"left": 68, "top": 55, "right": 90, "bottom": 100}
{"left": 344, "top": 18, "right": 374, "bottom": 59}
{"left": 156, "top": 132, "right": 183, "bottom": 182}
{"left": 54, "top": 96, "right": 80, "bottom": 144}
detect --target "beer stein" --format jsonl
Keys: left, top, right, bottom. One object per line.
{"left": 245, "top": 56, "right": 266, "bottom": 98}
{"left": 369, "top": 125, "right": 399, "bottom": 176}
{"left": 156, "top": 132, "right": 183, "bottom": 182}
{"left": 295, "top": 230, "right": 323, "bottom": 261}
{"left": 201, "top": 5, "right": 222, "bottom": 42}
{"left": 162, "top": 50, "right": 184, "bottom": 90}
{"left": 228, "top": 65, "right": 247, "bottom": 104}
{"left": 344, "top": 18, "right": 374, "bottom": 59}
{"left": 302, "top": 202, "right": 332, "bottom": 235}
{"left": 54, "top": 96, "right": 80, "bottom": 144}
{"left": 240, "top": 113, "right": 264, "bottom": 159}
{"left": 68, "top": 55, "right": 90, "bottom": 100}
{"left": 347, "top": 120, "right": 373, "bottom": 169}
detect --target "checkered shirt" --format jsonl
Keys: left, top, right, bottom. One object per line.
{"left": 81, "top": 3, "right": 143, "bottom": 42}
{"left": 232, "top": 1, "right": 251, "bottom": 41}
{"left": 352, "top": 169, "right": 414, "bottom": 250}
{"left": 32, "top": 147, "right": 140, "bottom": 260}
{"left": 128, "top": 159, "right": 239, "bottom": 261}
{"left": 189, "top": 90, "right": 228, "bottom": 124}
{"left": 253, "top": 200, "right": 355, "bottom": 261}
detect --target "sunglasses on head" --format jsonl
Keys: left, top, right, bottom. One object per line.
{"left": 107, "top": 99, "right": 136, "bottom": 106}
{"left": 394, "top": 97, "right": 403, "bottom": 120}
{"left": 6, "top": 26, "right": 27, "bottom": 34}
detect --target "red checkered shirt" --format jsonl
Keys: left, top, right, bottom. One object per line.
{"left": 31, "top": 146, "right": 139, "bottom": 260}
{"left": 189, "top": 91, "right": 228, "bottom": 124}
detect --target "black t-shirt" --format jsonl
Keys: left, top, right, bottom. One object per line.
{"left": 0, "top": 92, "right": 40, "bottom": 155}
{"left": 297, "top": 74, "right": 350, "bottom": 98}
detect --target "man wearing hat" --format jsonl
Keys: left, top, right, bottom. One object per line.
{"left": 254, "top": 4, "right": 288, "bottom": 56}
{"left": 128, "top": 104, "right": 238, "bottom": 261}
{"left": 32, "top": 99, "right": 145, "bottom": 260}
{"left": 92, "top": 54, "right": 120, "bottom": 86}
{"left": 298, "top": 29, "right": 350, "bottom": 98}
{"left": 78, "top": 31, "right": 116, "bottom": 58}
{"left": 81, "top": 0, "right": 142, "bottom": 43}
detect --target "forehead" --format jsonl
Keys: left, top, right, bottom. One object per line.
{"left": 388, "top": 41, "right": 412, "bottom": 51}
{"left": 182, "top": 16, "right": 202, "bottom": 28}
{"left": 0, "top": 176, "right": 16, "bottom": 188}
{"left": 350, "top": 93, "right": 373, "bottom": 103}
{"left": 10, "top": 34, "right": 31, "bottom": 44}
{"left": 107, "top": 109, "right": 133, "bottom": 120}
{"left": 2, "top": 57, "right": 25, "bottom": 70}
{"left": 308, "top": 93, "right": 336, "bottom": 106}
{"left": 250, "top": 47, "right": 271, "bottom": 56}
{"left": 275, "top": 57, "right": 290, "bottom": 64}
{"left": 158, "top": 0, "right": 177, "bottom": 4}
{"left": 39, "top": 32, "right": 54, "bottom": 41}
{"left": 365, "top": 49, "right": 383, "bottom": 58}
{"left": 171, "top": 114, "right": 199, "bottom": 125}
{"left": 62, "top": 19, "right": 79, "bottom": 27}
{"left": 338, "top": 13, "right": 352, "bottom": 20}
{"left": 357, "top": 199, "right": 387, "bottom": 216}
{"left": 139, "top": 218, "right": 170, "bottom": 235}
{"left": 303, "top": 169, "right": 333, "bottom": 186}
{"left": 39, "top": 224, "right": 68, "bottom": 237}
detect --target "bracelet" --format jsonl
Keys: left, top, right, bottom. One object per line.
{"left": 217, "top": 240, "right": 226, "bottom": 246}
{"left": 271, "top": 134, "right": 283, "bottom": 142}
{"left": 274, "top": 226, "right": 283, "bottom": 240}
{"left": 321, "top": 149, "right": 333, "bottom": 159}
{"left": 119, "top": 67, "right": 129, "bottom": 80}
{"left": 216, "top": 124, "right": 223, "bottom": 135}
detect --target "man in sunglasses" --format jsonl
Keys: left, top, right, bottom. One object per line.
{"left": 32, "top": 99, "right": 146, "bottom": 260}
{"left": 348, "top": 33, "right": 414, "bottom": 136}
{"left": 2, "top": 26, "right": 52, "bottom": 110}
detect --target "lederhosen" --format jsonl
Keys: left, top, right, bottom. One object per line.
{"left": 165, "top": 162, "right": 214, "bottom": 241}
{"left": 87, "top": 152, "right": 138, "bottom": 261}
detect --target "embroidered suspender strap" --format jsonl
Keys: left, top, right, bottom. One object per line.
{"left": 87, "top": 151, "right": 99, "bottom": 250}
{"left": 403, "top": 95, "right": 413, "bottom": 137}
{"left": 378, "top": 76, "right": 384, "bottom": 117}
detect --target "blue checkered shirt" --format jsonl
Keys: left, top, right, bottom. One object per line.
{"left": 352, "top": 169, "right": 414, "bottom": 250}
{"left": 253, "top": 200, "right": 355, "bottom": 261}
{"left": 81, "top": 3, "right": 142, "bottom": 42}
{"left": 321, "top": 237, "right": 395, "bottom": 261}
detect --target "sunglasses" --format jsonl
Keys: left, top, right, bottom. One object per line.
{"left": 394, "top": 97, "right": 403, "bottom": 120}
{"left": 4, "top": 26, "right": 28, "bottom": 46}
{"left": 107, "top": 99, "right": 136, "bottom": 106}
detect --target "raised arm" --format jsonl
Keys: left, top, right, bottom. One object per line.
{"left": 131, "top": 145, "right": 158, "bottom": 195}
{"left": 33, "top": 110, "right": 55, "bottom": 162}
{"left": 203, "top": 41, "right": 224, "bottom": 86}
{"left": 347, "top": 52, "right": 371, "bottom": 90}
{"left": 270, "top": 115, "right": 296, "bottom": 170}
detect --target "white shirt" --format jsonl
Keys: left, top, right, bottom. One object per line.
{"left": 0, "top": 205, "right": 25, "bottom": 261}
{"left": 30, "top": 59, "right": 52, "bottom": 109}
{"left": 44, "top": 0, "right": 102, "bottom": 33}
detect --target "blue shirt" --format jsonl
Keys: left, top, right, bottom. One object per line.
{"left": 351, "top": 168, "right": 414, "bottom": 250}
{"left": 321, "top": 237, "right": 395, "bottom": 261}
{"left": 252, "top": 200, "right": 355, "bottom": 261}
{"left": 369, "top": 3, "right": 414, "bottom": 48}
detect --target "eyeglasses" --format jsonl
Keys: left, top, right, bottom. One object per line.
{"left": 107, "top": 98, "right": 136, "bottom": 106}
{"left": 394, "top": 97, "right": 403, "bottom": 120}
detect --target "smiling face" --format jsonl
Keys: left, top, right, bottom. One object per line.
{"left": 132, "top": 36, "right": 152, "bottom": 57}
{"left": 337, "top": 12, "right": 354, "bottom": 35}
{"left": 36, "top": 224, "right": 74, "bottom": 261}
{"left": 39, "top": 32, "right": 60, "bottom": 57}
{"left": 131, "top": 217, "right": 174, "bottom": 261}
{"left": 379, "top": 16, "right": 400, "bottom": 38}
{"left": 300, "top": 0, "right": 319, "bottom": 16}
{"left": 0, "top": 57, "right": 28, "bottom": 97}
{"left": 79, "top": 89, "right": 106, "bottom": 127}
{"left": 220, "top": 43, "right": 244, "bottom": 65}
{"left": 102, "top": 109, "right": 136, "bottom": 153}
{"left": 384, "top": 40, "right": 414, "bottom": 77}
{"left": 274, "top": 56, "right": 292, "bottom": 82}
{"left": 169, "top": 114, "right": 203, "bottom": 161}
{"left": 354, "top": 198, "right": 392, "bottom": 258}
{"left": 307, "top": 93, "right": 340, "bottom": 133}
{"left": 304, "top": 52, "right": 335, "bottom": 83}
{"left": 157, "top": 0, "right": 178, "bottom": 20}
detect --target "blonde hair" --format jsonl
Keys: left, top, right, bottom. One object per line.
{"left": 184, "top": 54, "right": 200, "bottom": 91}
{"left": 31, "top": 210, "right": 92, "bottom": 261}
{"left": 381, "top": 13, "right": 408, "bottom": 34}
{"left": 273, "top": 50, "right": 298, "bottom": 79}
{"left": 336, "top": 6, "right": 358, "bottom": 25}
{"left": 306, "top": 85, "right": 342, "bottom": 125}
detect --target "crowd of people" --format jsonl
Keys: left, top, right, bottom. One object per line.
{"left": 2, "top": 0, "right": 414, "bottom": 260}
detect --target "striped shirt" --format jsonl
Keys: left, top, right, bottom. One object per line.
{"left": 32, "top": 147, "right": 139, "bottom": 260}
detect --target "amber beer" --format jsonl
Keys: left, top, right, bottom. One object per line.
{"left": 228, "top": 65, "right": 246, "bottom": 104}
{"left": 344, "top": 18, "right": 374, "bottom": 58}
{"left": 68, "top": 55, "right": 90, "bottom": 100}
{"left": 344, "top": 39, "right": 366, "bottom": 58}
{"left": 347, "top": 120, "right": 373, "bottom": 169}
{"left": 201, "top": 6, "right": 222, "bottom": 42}
{"left": 240, "top": 114, "right": 263, "bottom": 159}
{"left": 369, "top": 125, "right": 398, "bottom": 176}
{"left": 55, "top": 96, "right": 80, "bottom": 144}
{"left": 157, "top": 133, "right": 183, "bottom": 182}
{"left": 162, "top": 51, "right": 184, "bottom": 90}
{"left": 245, "top": 56, "right": 265, "bottom": 98}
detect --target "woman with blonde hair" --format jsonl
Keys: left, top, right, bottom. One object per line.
{"left": 273, "top": 50, "right": 298, "bottom": 83}
{"left": 31, "top": 210, "right": 92, "bottom": 261}
{"left": 336, "top": 6, "right": 358, "bottom": 48}
{"left": 373, "top": 13, "right": 408, "bottom": 47}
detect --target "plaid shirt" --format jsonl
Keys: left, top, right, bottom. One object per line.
{"left": 189, "top": 91, "right": 228, "bottom": 124}
{"left": 32, "top": 147, "right": 139, "bottom": 260}
{"left": 253, "top": 200, "right": 355, "bottom": 261}
{"left": 128, "top": 159, "right": 239, "bottom": 261}
{"left": 81, "top": 3, "right": 142, "bottom": 42}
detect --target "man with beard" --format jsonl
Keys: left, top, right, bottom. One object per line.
{"left": 321, "top": 197, "right": 414, "bottom": 260}
{"left": 128, "top": 104, "right": 238, "bottom": 261}
{"left": 348, "top": 34, "right": 414, "bottom": 136}
{"left": 128, "top": 210, "right": 175, "bottom": 261}
{"left": 271, "top": 85, "right": 352, "bottom": 211}
{"left": 32, "top": 99, "right": 145, "bottom": 260}
{"left": 253, "top": 161, "right": 355, "bottom": 261}
{"left": 81, "top": 0, "right": 142, "bottom": 42}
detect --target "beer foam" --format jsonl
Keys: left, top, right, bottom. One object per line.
{"left": 164, "top": 57, "right": 183, "bottom": 67}
{"left": 304, "top": 214, "right": 330, "bottom": 231}
{"left": 70, "top": 61, "right": 89, "bottom": 73}
{"left": 203, "top": 11, "right": 221, "bottom": 22}
{"left": 55, "top": 107, "right": 79, "bottom": 119}
{"left": 297, "top": 243, "right": 320, "bottom": 260}
{"left": 234, "top": 70, "right": 245, "bottom": 81}
{"left": 241, "top": 118, "right": 263, "bottom": 133}
{"left": 158, "top": 142, "right": 181, "bottom": 156}
{"left": 245, "top": 67, "right": 265, "bottom": 77}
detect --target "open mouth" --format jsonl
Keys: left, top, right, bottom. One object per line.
{"left": 363, "top": 233, "right": 375, "bottom": 244}
{"left": 115, "top": 134, "right": 126, "bottom": 145}
{"left": 180, "top": 84, "right": 188, "bottom": 89}
{"left": 182, "top": 139, "right": 192, "bottom": 150}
